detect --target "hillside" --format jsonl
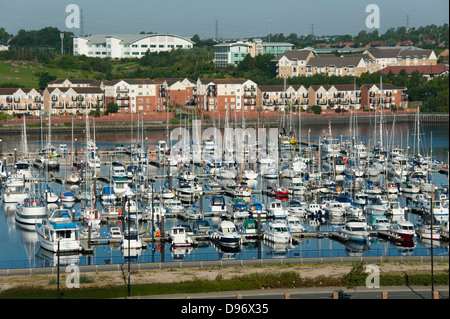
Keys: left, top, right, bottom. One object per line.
{"left": 0, "top": 60, "right": 101, "bottom": 88}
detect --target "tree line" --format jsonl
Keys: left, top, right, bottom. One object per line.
{"left": 0, "top": 25, "right": 448, "bottom": 113}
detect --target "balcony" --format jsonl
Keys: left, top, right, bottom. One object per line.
{"left": 29, "top": 104, "right": 42, "bottom": 110}
{"left": 116, "top": 88, "right": 129, "bottom": 93}
{"left": 117, "top": 95, "right": 129, "bottom": 100}
{"left": 14, "top": 103, "right": 27, "bottom": 111}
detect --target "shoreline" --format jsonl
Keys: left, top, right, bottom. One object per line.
{"left": 0, "top": 112, "right": 448, "bottom": 136}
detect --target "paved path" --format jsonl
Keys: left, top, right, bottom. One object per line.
{"left": 131, "top": 285, "right": 449, "bottom": 299}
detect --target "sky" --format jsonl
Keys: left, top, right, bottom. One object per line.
{"left": 0, "top": 0, "right": 448, "bottom": 39}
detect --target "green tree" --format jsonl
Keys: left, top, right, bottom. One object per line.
{"left": 106, "top": 102, "right": 119, "bottom": 113}
{"left": 345, "top": 262, "right": 367, "bottom": 292}
{"left": 37, "top": 71, "right": 56, "bottom": 90}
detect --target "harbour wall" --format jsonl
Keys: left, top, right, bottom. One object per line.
{"left": 0, "top": 113, "right": 447, "bottom": 136}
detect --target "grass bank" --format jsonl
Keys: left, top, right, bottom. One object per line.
{"left": 0, "top": 262, "right": 448, "bottom": 299}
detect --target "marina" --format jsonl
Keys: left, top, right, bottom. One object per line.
{"left": 0, "top": 115, "right": 449, "bottom": 270}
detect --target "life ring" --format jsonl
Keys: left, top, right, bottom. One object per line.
{"left": 118, "top": 209, "right": 122, "bottom": 215}
{"left": 157, "top": 230, "right": 162, "bottom": 237}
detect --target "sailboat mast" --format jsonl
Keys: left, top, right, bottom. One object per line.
{"left": 379, "top": 75, "right": 383, "bottom": 150}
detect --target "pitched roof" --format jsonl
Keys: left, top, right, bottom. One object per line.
{"left": 49, "top": 78, "right": 102, "bottom": 86}
{"left": 153, "top": 78, "right": 196, "bottom": 85}
{"left": 198, "top": 78, "right": 251, "bottom": 85}
{"left": 272, "top": 49, "right": 314, "bottom": 61}
{"left": 398, "top": 49, "right": 433, "bottom": 58}
{"left": 380, "top": 65, "right": 449, "bottom": 75}
{"left": 46, "top": 87, "right": 104, "bottom": 94}
{"left": 0, "top": 88, "right": 20, "bottom": 95}
{"left": 103, "top": 78, "right": 155, "bottom": 86}
{"left": 365, "top": 48, "right": 403, "bottom": 58}
{"left": 0, "top": 88, "right": 42, "bottom": 95}
{"left": 214, "top": 78, "right": 249, "bottom": 85}
{"left": 307, "top": 55, "right": 365, "bottom": 68}
{"left": 309, "top": 84, "right": 360, "bottom": 92}
{"left": 360, "top": 83, "right": 406, "bottom": 90}
{"left": 258, "top": 85, "right": 290, "bottom": 92}
{"left": 366, "top": 47, "right": 434, "bottom": 59}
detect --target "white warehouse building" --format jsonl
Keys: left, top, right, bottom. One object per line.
{"left": 73, "top": 34, "right": 194, "bottom": 59}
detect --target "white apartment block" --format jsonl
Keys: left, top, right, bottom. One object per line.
{"left": 0, "top": 88, "right": 43, "bottom": 116}
{"left": 73, "top": 34, "right": 194, "bottom": 59}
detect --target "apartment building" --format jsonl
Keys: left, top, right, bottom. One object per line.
{"left": 308, "top": 84, "right": 361, "bottom": 111}
{"left": 306, "top": 55, "right": 371, "bottom": 77}
{"left": 272, "top": 49, "right": 316, "bottom": 78}
{"left": 257, "top": 85, "right": 309, "bottom": 111}
{"left": 360, "top": 83, "right": 408, "bottom": 110}
{"left": 43, "top": 87, "right": 104, "bottom": 115}
{"left": 363, "top": 47, "right": 437, "bottom": 70}
{"left": 273, "top": 46, "right": 438, "bottom": 78}
{"left": 0, "top": 88, "right": 43, "bottom": 116}
{"left": 153, "top": 78, "right": 197, "bottom": 107}
{"left": 73, "top": 34, "right": 194, "bottom": 59}
{"left": 103, "top": 78, "right": 167, "bottom": 113}
{"left": 214, "top": 40, "right": 293, "bottom": 67}
{"left": 196, "top": 78, "right": 257, "bottom": 112}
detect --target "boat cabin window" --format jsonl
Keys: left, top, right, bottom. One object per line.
{"left": 390, "top": 202, "right": 399, "bottom": 209}
{"left": 173, "top": 228, "right": 184, "bottom": 235}
{"left": 56, "top": 230, "right": 73, "bottom": 239}
{"left": 273, "top": 226, "right": 288, "bottom": 232}
{"left": 347, "top": 226, "right": 366, "bottom": 232}
{"left": 211, "top": 197, "right": 225, "bottom": 205}
{"left": 432, "top": 202, "right": 441, "bottom": 209}
{"left": 124, "top": 231, "right": 138, "bottom": 241}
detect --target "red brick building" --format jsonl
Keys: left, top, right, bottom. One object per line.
{"left": 360, "top": 83, "right": 408, "bottom": 110}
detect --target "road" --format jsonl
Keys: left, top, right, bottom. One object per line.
{"left": 134, "top": 285, "right": 449, "bottom": 299}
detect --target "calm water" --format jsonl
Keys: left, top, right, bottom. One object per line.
{"left": 0, "top": 122, "right": 448, "bottom": 269}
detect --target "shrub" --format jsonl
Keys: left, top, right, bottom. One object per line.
{"left": 311, "top": 105, "right": 322, "bottom": 115}
{"left": 169, "top": 117, "right": 180, "bottom": 125}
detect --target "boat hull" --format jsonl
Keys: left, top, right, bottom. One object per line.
{"left": 15, "top": 205, "right": 47, "bottom": 225}
{"left": 35, "top": 225, "right": 81, "bottom": 253}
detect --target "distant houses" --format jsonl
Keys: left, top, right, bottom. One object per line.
{"left": 0, "top": 76, "right": 415, "bottom": 117}
{"left": 272, "top": 46, "right": 439, "bottom": 78}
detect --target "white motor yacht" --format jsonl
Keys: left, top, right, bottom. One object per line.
{"left": 169, "top": 225, "right": 194, "bottom": 247}
{"left": 339, "top": 219, "right": 370, "bottom": 242}
{"left": 267, "top": 200, "right": 289, "bottom": 219}
{"left": 263, "top": 221, "right": 292, "bottom": 244}
{"left": 35, "top": 209, "right": 81, "bottom": 253}
{"left": 286, "top": 216, "right": 306, "bottom": 233}
{"left": 211, "top": 220, "right": 241, "bottom": 247}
